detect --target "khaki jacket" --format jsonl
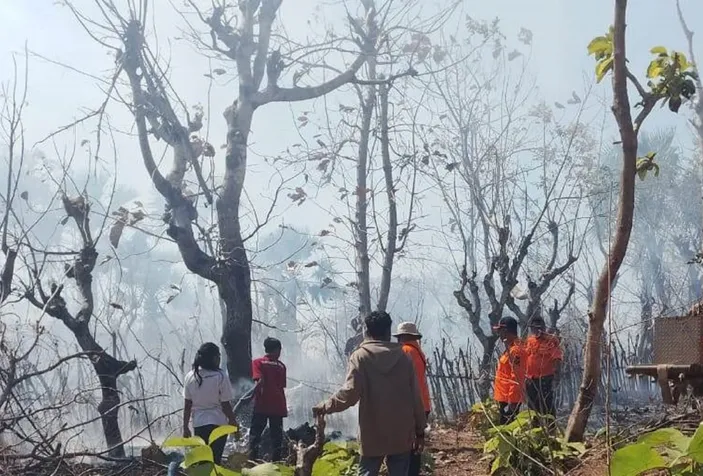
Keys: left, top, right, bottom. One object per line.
{"left": 321, "top": 340, "right": 426, "bottom": 457}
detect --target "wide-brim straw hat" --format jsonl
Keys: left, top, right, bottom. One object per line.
{"left": 393, "top": 322, "right": 422, "bottom": 338}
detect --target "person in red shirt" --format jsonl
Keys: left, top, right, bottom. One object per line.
{"left": 492, "top": 317, "right": 525, "bottom": 425}
{"left": 525, "top": 317, "right": 563, "bottom": 417}
{"left": 249, "top": 337, "right": 287, "bottom": 462}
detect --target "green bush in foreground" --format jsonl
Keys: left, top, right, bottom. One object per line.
{"left": 482, "top": 411, "right": 585, "bottom": 475}
{"left": 610, "top": 424, "right": 703, "bottom": 476}
{"left": 162, "top": 427, "right": 361, "bottom": 476}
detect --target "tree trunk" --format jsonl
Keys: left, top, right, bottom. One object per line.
{"left": 220, "top": 273, "right": 254, "bottom": 389}
{"left": 96, "top": 373, "right": 127, "bottom": 457}
{"left": 71, "top": 323, "right": 136, "bottom": 456}
{"left": 377, "top": 83, "right": 397, "bottom": 312}
{"left": 478, "top": 336, "right": 498, "bottom": 400}
{"left": 565, "top": 0, "right": 637, "bottom": 441}
{"left": 354, "top": 70, "right": 376, "bottom": 318}
{"left": 218, "top": 102, "right": 255, "bottom": 387}
{"left": 218, "top": 296, "right": 229, "bottom": 373}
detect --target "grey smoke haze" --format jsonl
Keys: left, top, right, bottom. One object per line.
{"left": 0, "top": 0, "right": 702, "bottom": 454}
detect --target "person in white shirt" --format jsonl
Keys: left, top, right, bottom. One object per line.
{"left": 182, "top": 342, "right": 236, "bottom": 464}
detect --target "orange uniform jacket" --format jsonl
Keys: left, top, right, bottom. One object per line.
{"left": 401, "top": 341, "right": 431, "bottom": 413}
{"left": 525, "top": 334, "right": 563, "bottom": 379}
{"left": 493, "top": 340, "right": 526, "bottom": 404}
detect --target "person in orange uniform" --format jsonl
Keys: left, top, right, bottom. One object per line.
{"left": 492, "top": 317, "right": 525, "bottom": 425}
{"left": 394, "top": 322, "right": 430, "bottom": 476}
{"left": 525, "top": 316, "right": 563, "bottom": 417}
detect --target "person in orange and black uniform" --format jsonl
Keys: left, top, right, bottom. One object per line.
{"left": 525, "top": 317, "right": 563, "bottom": 417}
{"left": 394, "top": 322, "right": 430, "bottom": 476}
{"left": 492, "top": 317, "right": 525, "bottom": 425}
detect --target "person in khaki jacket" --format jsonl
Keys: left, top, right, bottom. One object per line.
{"left": 313, "top": 311, "right": 426, "bottom": 476}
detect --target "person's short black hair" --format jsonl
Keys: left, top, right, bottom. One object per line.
{"left": 264, "top": 337, "right": 282, "bottom": 353}
{"left": 364, "top": 311, "right": 392, "bottom": 339}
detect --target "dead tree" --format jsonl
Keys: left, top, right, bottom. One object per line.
{"left": 425, "top": 23, "right": 581, "bottom": 398}
{"left": 67, "top": 0, "right": 378, "bottom": 384}
{"left": 24, "top": 195, "right": 137, "bottom": 457}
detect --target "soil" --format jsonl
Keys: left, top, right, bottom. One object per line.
{"left": 426, "top": 421, "right": 610, "bottom": 476}
{"left": 428, "top": 426, "right": 488, "bottom": 475}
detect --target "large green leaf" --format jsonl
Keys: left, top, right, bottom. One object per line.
{"left": 686, "top": 424, "right": 703, "bottom": 463}
{"left": 184, "top": 445, "right": 214, "bottom": 468}
{"left": 637, "top": 428, "right": 689, "bottom": 462}
{"left": 242, "top": 463, "right": 282, "bottom": 475}
{"left": 186, "top": 463, "right": 216, "bottom": 476}
{"left": 638, "top": 428, "right": 689, "bottom": 453}
{"left": 647, "top": 59, "right": 664, "bottom": 79}
{"left": 650, "top": 46, "right": 668, "bottom": 55}
{"left": 587, "top": 36, "right": 612, "bottom": 56}
{"left": 610, "top": 443, "right": 667, "bottom": 476}
{"left": 595, "top": 57, "right": 614, "bottom": 83}
{"left": 213, "top": 465, "right": 243, "bottom": 476}
{"left": 163, "top": 436, "right": 207, "bottom": 448}
{"left": 208, "top": 425, "right": 238, "bottom": 446}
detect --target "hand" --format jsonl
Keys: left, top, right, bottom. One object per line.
{"left": 312, "top": 404, "right": 327, "bottom": 417}
{"left": 413, "top": 434, "right": 425, "bottom": 454}
{"left": 183, "top": 427, "right": 192, "bottom": 438}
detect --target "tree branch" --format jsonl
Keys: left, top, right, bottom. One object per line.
{"left": 254, "top": 53, "right": 368, "bottom": 106}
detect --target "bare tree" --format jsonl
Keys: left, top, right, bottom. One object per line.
{"left": 22, "top": 193, "right": 137, "bottom": 457}
{"left": 280, "top": 1, "right": 458, "bottom": 355}
{"left": 0, "top": 53, "right": 27, "bottom": 307}
{"left": 65, "top": 0, "right": 382, "bottom": 384}
{"left": 423, "top": 23, "right": 582, "bottom": 397}
{"left": 566, "top": 0, "right": 696, "bottom": 440}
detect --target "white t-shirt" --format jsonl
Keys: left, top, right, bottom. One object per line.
{"left": 183, "top": 368, "right": 234, "bottom": 428}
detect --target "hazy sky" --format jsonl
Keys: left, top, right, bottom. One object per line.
{"left": 1, "top": 0, "right": 700, "bottom": 187}
{"left": 1, "top": 0, "right": 701, "bottom": 164}
{"left": 0, "top": 0, "right": 701, "bottom": 333}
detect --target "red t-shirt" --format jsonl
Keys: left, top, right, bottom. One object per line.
{"left": 252, "top": 355, "right": 287, "bottom": 417}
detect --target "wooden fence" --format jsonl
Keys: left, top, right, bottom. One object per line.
{"left": 427, "top": 336, "right": 656, "bottom": 422}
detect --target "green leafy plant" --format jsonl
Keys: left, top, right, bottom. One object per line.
{"left": 468, "top": 400, "right": 501, "bottom": 436}
{"left": 646, "top": 47, "right": 698, "bottom": 112}
{"left": 162, "top": 425, "right": 287, "bottom": 476}
{"left": 588, "top": 31, "right": 698, "bottom": 111}
{"left": 311, "top": 442, "right": 360, "bottom": 476}
{"left": 610, "top": 424, "right": 703, "bottom": 475}
{"left": 482, "top": 411, "right": 585, "bottom": 475}
{"left": 163, "top": 430, "right": 362, "bottom": 476}
{"left": 635, "top": 152, "right": 659, "bottom": 181}
{"left": 587, "top": 26, "right": 615, "bottom": 83}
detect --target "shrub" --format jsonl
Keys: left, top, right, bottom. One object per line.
{"left": 610, "top": 424, "right": 703, "bottom": 475}
{"left": 162, "top": 429, "right": 360, "bottom": 476}
{"left": 468, "top": 400, "right": 501, "bottom": 436}
{"left": 482, "top": 411, "right": 585, "bottom": 475}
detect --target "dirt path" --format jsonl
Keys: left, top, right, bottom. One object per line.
{"left": 427, "top": 425, "right": 609, "bottom": 476}
{"left": 428, "top": 426, "right": 489, "bottom": 475}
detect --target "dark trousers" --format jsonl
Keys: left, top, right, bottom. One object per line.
{"left": 408, "top": 411, "right": 430, "bottom": 476}
{"left": 358, "top": 452, "right": 411, "bottom": 476}
{"left": 497, "top": 402, "right": 520, "bottom": 425}
{"left": 194, "top": 424, "right": 227, "bottom": 465}
{"left": 526, "top": 375, "right": 556, "bottom": 416}
{"left": 249, "top": 413, "right": 284, "bottom": 462}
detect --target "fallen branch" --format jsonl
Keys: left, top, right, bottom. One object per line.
{"left": 294, "top": 415, "right": 326, "bottom": 476}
